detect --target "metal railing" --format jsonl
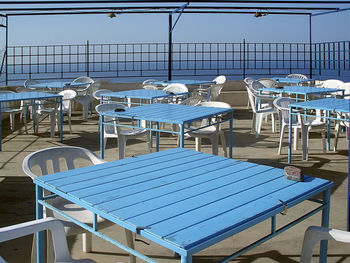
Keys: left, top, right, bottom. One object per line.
{"left": 1, "top": 40, "right": 350, "bottom": 85}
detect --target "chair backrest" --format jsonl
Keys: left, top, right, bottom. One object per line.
{"left": 180, "top": 95, "right": 203, "bottom": 106}
{"left": 258, "top": 78, "right": 277, "bottom": 88}
{"left": 142, "top": 79, "right": 158, "bottom": 85}
{"left": 340, "top": 82, "right": 350, "bottom": 99}
{"left": 209, "top": 85, "right": 224, "bottom": 101}
{"left": 72, "top": 76, "right": 94, "bottom": 94}
{"left": 92, "top": 89, "right": 112, "bottom": 100}
{"left": 243, "top": 77, "right": 254, "bottom": 86}
{"left": 286, "top": 74, "right": 308, "bottom": 79}
{"left": 22, "top": 146, "right": 105, "bottom": 179}
{"left": 58, "top": 89, "right": 76, "bottom": 110}
{"left": 198, "top": 101, "right": 232, "bottom": 127}
{"left": 24, "top": 79, "right": 39, "bottom": 89}
{"left": 213, "top": 75, "right": 226, "bottom": 84}
{"left": 143, "top": 85, "right": 158, "bottom": 90}
{"left": 245, "top": 86, "right": 258, "bottom": 113}
{"left": 163, "top": 83, "right": 188, "bottom": 93}
{"left": 0, "top": 90, "right": 15, "bottom": 111}
{"left": 95, "top": 103, "right": 128, "bottom": 135}
{"left": 320, "top": 79, "right": 344, "bottom": 89}
{"left": 273, "top": 97, "right": 298, "bottom": 125}
{"left": 251, "top": 80, "right": 266, "bottom": 93}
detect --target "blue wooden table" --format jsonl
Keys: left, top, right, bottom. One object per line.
{"left": 149, "top": 79, "right": 215, "bottom": 87}
{"left": 99, "top": 103, "right": 234, "bottom": 159}
{"left": 27, "top": 81, "right": 92, "bottom": 92}
{"left": 288, "top": 98, "right": 349, "bottom": 230}
{"left": 259, "top": 85, "right": 344, "bottom": 101}
{"left": 33, "top": 148, "right": 333, "bottom": 263}
{"left": 0, "top": 92, "right": 63, "bottom": 151}
{"left": 101, "top": 89, "right": 190, "bottom": 105}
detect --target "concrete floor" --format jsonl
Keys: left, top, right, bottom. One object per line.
{"left": 0, "top": 105, "right": 349, "bottom": 263}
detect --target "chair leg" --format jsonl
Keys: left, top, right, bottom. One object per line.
{"left": 271, "top": 113, "right": 276, "bottom": 133}
{"left": 125, "top": 229, "right": 136, "bottom": 263}
{"left": 321, "top": 129, "right": 326, "bottom": 154}
{"left": 219, "top": 131, "right": 227, "bottom": 157}
{"left": 211, "top": 133, "right": 219, "bottom": 156}
{"left": 9, "top": 113, "right": 15, "bottom": 131}
{"left": 255, "top": 114, "right": 262, "bottom": 138}
{"left": 302, "top": 125, "right": 309, "bottom": 161}
{"left": 251, "top": 113, "right": 256, "bottom": 133}
{"left": 68, "top": 111, "right": 72, "bottom": 133}
{"left": 334, "top": 125, "right": 340, "bottom": 152}
{"left": 82, "top": 232, "right": 92, "bottom": 253}
{"left": 278, "top": 124, "right": 285, "bottom": 155}
{"left": 118, "top": 136, "right": 126, "bottom": 160}
{"left": 195, "top": 137, "right": 201, "bottom": 152}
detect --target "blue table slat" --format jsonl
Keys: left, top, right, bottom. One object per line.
{"left": 260, "top": 86, "right": 343, "bottom": 96}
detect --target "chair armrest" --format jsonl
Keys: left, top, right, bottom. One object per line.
{"left": 300, "top": 226, "right": 350, "bottom": 263}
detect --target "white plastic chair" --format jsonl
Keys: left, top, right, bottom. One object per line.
{"left": 57, "top": 89, "right": 76, "bottom": 133}
{"left": 0, "top": 217, "right": 95, "bottom": 263}
{"left": 163, "top": 83, "right": 188, "bottom": 104}
{"left": 24, "top": 79, "right": 40, "bottom": 90}
{"left": 72, "top": 76, "right": 95, "bottom": 121}
{"left": 22, "top": 146, "right": 111, "bottom": 261}
{"left": 213, "top": 75, "right": 226, "bottom": 84}
{"left": 143, "top": 85, "right": 159, "bottom": 90}
{"left": 300, "top": 226, "right": 350, "bottom": 263}
{"left": 35, "top": 98, "right": 57, "bottom": 138}
{"left": 273, "top": 97, "right": 326, "bottom": 159}
{"left": 286, "top": 73, "right": 308, "bottom": 79}
{"left": 258, "top": 78, "right": 277, "bottom": 88}
{"left": 92, "top": 88, "right": 112, "bottom": 104}
{"left": 244, "top": 77, "right": 255, "bottom": 109}
{"left": 95, "top": 103, "right": 151, "bottom": 159}
{"left": 246, "top": 83, "right": 276, "bottom": 138}
{"left": 319, "top": 79, "right": 345, "bottom": 97}
{"left": 142, "top": 79, "right": 162, "bottom": 89}
{"left": 181, "top": 101, "right": 231, "bottom": 157}
{"left": 0, "top": 90, "right": 27, "bottom": 132}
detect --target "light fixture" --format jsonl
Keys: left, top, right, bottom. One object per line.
{"left": 108, "top": 12, "right": 116, "bottom": 18}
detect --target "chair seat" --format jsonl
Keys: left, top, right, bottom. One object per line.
{"left": 256, "top": 106, "right": 274, "bottom": 114}
{"left": 120, "top": 128, "right": 148, "bottom": 136}
{"left": 186, "top": 126, "right": 216, "bottom": 135}
{"left": 304, "top": 119, "right": 325, "bottom": 127}
{"left": 50, "top": 197, "right": 105, "bottom": 226}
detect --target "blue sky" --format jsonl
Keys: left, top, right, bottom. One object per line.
{"left": 1, "top": 6, "right": 350, "bottom": 46}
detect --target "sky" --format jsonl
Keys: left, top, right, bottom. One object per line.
{"left": 1, "top": 4, "right": 350, "bottom": 47}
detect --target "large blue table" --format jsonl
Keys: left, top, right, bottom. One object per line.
{"left": 0, "top": 92, "right": 63, "bottom": 151}
{"left": 288, "top": 98, "right": 349, "bottom": 229}
{"left": 101, "top": 89, "right": 190, "bottom": 106}
{"left": 33, "top": 148, "right": 333, "bottom": 263}
{"left": 99, "top": 103, "right": 234, "bottom": 159}
{"left": 259, "top": 85, "right": 344, "bottom": 101}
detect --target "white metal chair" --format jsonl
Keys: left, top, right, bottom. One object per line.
{"left": 95, "top": 103, "right": 151, "bottom": 159}
{"left": 22, "top": 146, "right": 112, "bottom": 262}
{"left": 72, "top": 76, "right": 95, "bottom": 121}
{"left": 300, "top": 226, "right": 350, "bottom": 263}
{"left": 0, "top": 90, "right": 27, "bottom": 132}
{"left": 246, "top": 83, "right": 276, "bottom": 138}
{"left": 181, "top": 101, "right": 231, "bottom": 157}
{"left": 56, "top": 89, "right": 76, "bottom": 133}
{"left": 273, "top": 97, "right": 326, "bottom": 159}
{"left": 163, "top": 83, "right": 188, "bottom": 104}
{"left": 0, "top": 217, "right": 95, "bottom": 263}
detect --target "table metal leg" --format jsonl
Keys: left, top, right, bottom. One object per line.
{"left": 0, "top": 107, "right": 2, "bottom": 151}
{"left": 180, "top": 124, "right": 184, "bottom": 148}
{"left": 229, "top": 112, "right": 233, "bottom": 158}
{"left": 156, "top": 122, "right": 160, "bottom": 152}
{"left": 320, "top": 188, "right": 331, "bottom": 263}
{"left": 100, "top": 115, "right": 105, "bottom": 159}
{"left": 59, "top": 98, "right": 63, "bottom": 142}
{"left": 35, "top": 185, "right": 44, "bottom": 263}
{"left": 288, "top": 109, "right": 293, "bottom": 163}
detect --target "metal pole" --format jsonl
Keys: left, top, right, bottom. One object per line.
{"left": 309, "top": 14, "right": 312, "bottom": 78}
{"left": 168, "top": 13, "right": 172, "bottom": 81}
{"left": 5, "top": 15, "right": 8, "bottom": 85}
{"left": 86, "top": 40, "right": 89, "bottom": 77}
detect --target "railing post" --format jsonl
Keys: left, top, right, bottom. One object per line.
{"left": 5, "top": 15, "right": 8, "bottom": 85}
{"left": 168, "top": 14, "right": 172, "bottom": 81}
{"left": 242, "top": 39, "right": 245, "bottom": 79}
{"left": 86, "top": 40, "right": 90, "bottom": 77}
